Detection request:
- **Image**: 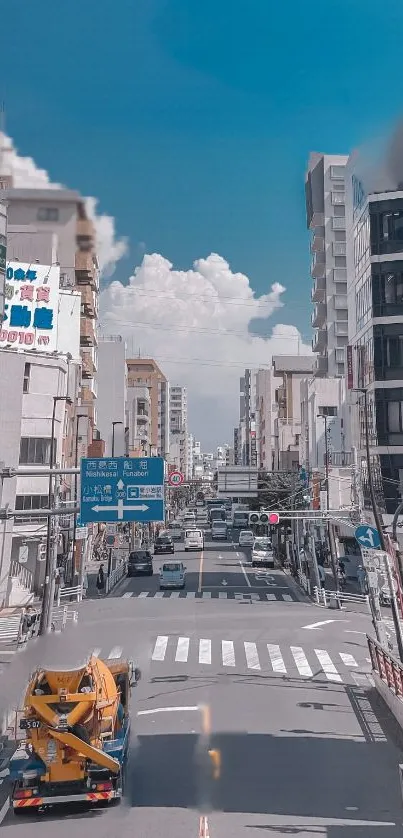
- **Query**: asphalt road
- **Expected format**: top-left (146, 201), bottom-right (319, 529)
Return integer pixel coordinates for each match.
top-left (1, 530), bottom-right (403, 836)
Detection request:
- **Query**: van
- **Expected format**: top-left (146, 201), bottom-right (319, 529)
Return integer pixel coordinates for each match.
top-left (159, 561), bottom-right (187, 590)
top-left (211, 521), bottom-right (228, 540)
top-left (184, 529), bottom-right (204, 551)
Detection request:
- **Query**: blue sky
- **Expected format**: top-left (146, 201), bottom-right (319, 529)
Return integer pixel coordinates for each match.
top-left (2, 0), bottom-right (403, 358)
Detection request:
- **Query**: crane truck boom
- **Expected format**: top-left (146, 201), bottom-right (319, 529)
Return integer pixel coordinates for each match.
top-left (9, 655), bottom-right (140, 814)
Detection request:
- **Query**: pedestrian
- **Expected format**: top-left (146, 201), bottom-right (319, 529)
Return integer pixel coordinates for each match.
top-left (83, 572), bottom-right (89, 598)
top-left (96, 564), bottom-right (105, 597)
top-left (318, 563), bottom-right (326, 589)
top-left (357, 564), bottom-right (367, 594)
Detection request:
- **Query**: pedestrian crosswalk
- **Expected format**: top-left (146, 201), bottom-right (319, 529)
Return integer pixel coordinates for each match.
top-left (0, 615), bottom-right (22, 645)
top-left (120, 590), bottom-right (297, 602)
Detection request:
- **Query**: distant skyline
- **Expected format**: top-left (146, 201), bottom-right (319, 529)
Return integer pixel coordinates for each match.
top-left (1, 0), bottom-right (402, 444)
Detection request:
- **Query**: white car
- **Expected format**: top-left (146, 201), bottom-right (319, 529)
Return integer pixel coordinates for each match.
top-left (252, 537), bottom-right (275, 568)
top-left (184, 528), bottom-right (204, 551)
top-left (211, 521), bottom-right (228, 540)
top-left (238, 530), bottom-right (254, 548)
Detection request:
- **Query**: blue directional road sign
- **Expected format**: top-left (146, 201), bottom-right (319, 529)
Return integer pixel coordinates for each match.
top-left (80, 456), bottom-right (165, 524)
top-left (355, 524), bottom-right (381, 550)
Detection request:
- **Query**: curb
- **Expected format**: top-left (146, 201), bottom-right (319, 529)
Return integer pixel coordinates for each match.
top-left (281, 568), bottom-right (311, 604)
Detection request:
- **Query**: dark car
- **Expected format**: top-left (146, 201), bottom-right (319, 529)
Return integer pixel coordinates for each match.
top-left (154, 535), bottom-right (175, 555)
top-left (127, 550), bottom-right (153, 577)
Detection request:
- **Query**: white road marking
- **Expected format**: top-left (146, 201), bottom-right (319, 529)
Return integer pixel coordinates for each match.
top-left (266, 593), bottom-right (277, 600)
top-left (315, 649), bottom-right (342, 682)
top-left (199, 639), bottom-right (212, 664)
top-left (291, 646), bottom-right (313, 677)
top-left (92, 648), bottom-right (101, 658)
top-left (239, 559), bottom-right (252, 587)
top-left (152, 635), bottom-right (169, 661)
top-left (244, 641), bottom-right (261, 670)
top-left (123, 592), bottom-right (133, 598)
top-left (303, 619), bottom-right (348, 630)
top-left (138, 706), bottom-right (200, 716)
top-left (339, 652), bottom-right (358, 667)
top-left (170, 592), bottom-right (180, 598)
top-left (202, 591), bottom-right (212, 599)
top-left (218, 592), bottom-right (228, 599)
top-left (282, 594), bottom-right (293, 601)
top-left (155, 591), bottom-right (165, 598)
top-left (345, 630), bottom-right (366, 635)
top-left (138, 591), bottom-right (149, 598)
top-left (222, 640), bottom-right (236, 666)
top-left (267, 643), bottom-right (286, 673)
top-left (186, 592), bottom-right (196, 598)
top-left (175, 637), bottom-right (190, 662)
top-left (108, 646), bottom-right (123, 659)
top-left (0, 798), bottom-right (9, 826)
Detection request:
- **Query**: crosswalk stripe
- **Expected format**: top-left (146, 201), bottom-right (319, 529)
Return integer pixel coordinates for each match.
top-left (170, 592), bottom-right (180, 598)
top-left (175, 637), bottom-right (189, 662)
top-left (282, 594), bottom-right (292, 601)
top-left (138, 592), bottom-right (149, 598)
top-left (222, 640), bottom-right (235, 666)
top-left (108, 646), bottom-right (122, 659)
top-left (122, 592), bottom-right (133, 598)
top-left (92, 648), bottom-right (101, 658)
top-left (202, 592), bottom-right (211, 599)
top-left (244, 642), bottom-right (260, 670)
top-left (315, 649), bottom-right (342, 682)
top-left (291, 646), bottom-right (313, 677)
top-left (339, 653), bottom-right (358, 667)
top-left (152, 636), bottom-right (168, 661)
top-left (199, 639), bottom-right (211, 664)
top-left (155, 592), bottom-right (165, 598)
top-left (218, 592), bottom-right (228, 599)
top-left (267, 643), bottom-right (286, 673)
top-left (266, 594), bottom-right (276, 601)
top-left (186, 592), bottom-right (196, 598)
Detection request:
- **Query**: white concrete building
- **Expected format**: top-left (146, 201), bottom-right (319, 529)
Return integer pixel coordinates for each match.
top-left (169, 386), bottom-right (188, 476)
top-left (272, 356), bottom-right (314, 471)
top-left (97, 335), bottom-right (127, 456)
top-left (187, 434), bottom-right (194, 479)
top-left (305, 153), bottom-right (349, 378)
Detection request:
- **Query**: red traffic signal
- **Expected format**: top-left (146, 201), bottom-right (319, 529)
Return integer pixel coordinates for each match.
top-left (268, 513), bottom-right (280, 525)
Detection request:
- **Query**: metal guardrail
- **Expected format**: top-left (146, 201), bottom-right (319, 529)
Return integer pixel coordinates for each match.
top-left (368, 635), bottom-right (403, 698)
top-left (9, 560), bottom-right (33, 592)
top-left (297, 569), bottom-right (311, 595)
top-left (51, 605), bottom-right (78, 633)
top-left (106, 561), bottom-right (127, 594)
top-left (56, 584), bottom-right (82, 604)
top-left (313, 586), bottom-right (369, 608)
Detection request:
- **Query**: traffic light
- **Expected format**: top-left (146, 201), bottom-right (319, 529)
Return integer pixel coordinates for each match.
top-left (249, 511), bottom-right (280, 526)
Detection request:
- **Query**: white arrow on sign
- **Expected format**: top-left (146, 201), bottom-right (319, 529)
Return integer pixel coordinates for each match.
top-left (92, 503), bottom-right (149, 520)
top-left (117, 479), bottom-right (124, 490)
top-left (302, 619), bottom-right (349, 630)
top-left (221, 578), bottom-right (228, 586)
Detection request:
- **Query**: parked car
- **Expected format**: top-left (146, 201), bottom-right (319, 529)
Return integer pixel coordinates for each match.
top-left (251, 538), bottom-right (274, 568)
top-left (211, 521), bottom-right (228, 540)
top-left (159, 561), bottom-right (187, 590)
top-left (184, 528), bottom-right (204, 551)
top-left (238, 529), bottom-right (254, 548)
top-left (154, 535), bottom-right (175, 555)
top-left (127, 550), bottom-right (153, 577)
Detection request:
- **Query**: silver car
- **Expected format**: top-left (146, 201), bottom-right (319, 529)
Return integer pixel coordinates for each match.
top-left (251, 538), bottom-right (275, 568)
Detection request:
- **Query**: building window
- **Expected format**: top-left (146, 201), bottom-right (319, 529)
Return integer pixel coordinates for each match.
top-left (330, 165), bottom-right (345, 179)
top-left (372, 268), bottom-right (403, 317)
top-left (23, 363), bottom-right (31, 394)
top-left (355, 268), bottom-right (372, 331)
top-left (370, 203), bottom-right (403, 255)
top-left (37, 207), bottom-right (59, 222)
top-left (19, 437), bottom-right (52, 465)
top-left (387, 401), bottom-right (403, 433)
top-left (15, 494), bottom-right (48, 523)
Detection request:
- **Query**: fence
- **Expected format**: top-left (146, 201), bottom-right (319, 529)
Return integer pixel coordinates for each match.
top-left (56, 584), bottom-right (82, 605)
top-left (368, 635), bottom-right (403, 699)
top-left (9, 560), bottom-right (33, 592)
top-left (106, 560), bottom-right (127, 594)
top-left (51, 605), bottom-right (78, 633)
top-left (313, 586), bottom-right (369, 609)
top-left (297, 569), bottom-right (311, 595)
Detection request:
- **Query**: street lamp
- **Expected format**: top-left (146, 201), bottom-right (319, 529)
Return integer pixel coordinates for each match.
top-left (39, 394), bottom-right (72, 636)
top-left (111, 421), bottom-right (123, 457)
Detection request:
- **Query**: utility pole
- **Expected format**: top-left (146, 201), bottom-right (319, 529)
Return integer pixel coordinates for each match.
top-left (317, 414), bottom-right (338, 589)
top-left (354, 387), bottom-right (403, 662)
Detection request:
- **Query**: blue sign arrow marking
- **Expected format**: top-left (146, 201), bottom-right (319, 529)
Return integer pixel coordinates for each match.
top-left (80, 457), bottom-right (165, 524)
top-left (355, 524), bottom-right (381, 549)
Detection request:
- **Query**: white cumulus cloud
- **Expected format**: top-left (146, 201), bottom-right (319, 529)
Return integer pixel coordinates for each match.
top-left (100, 253), bottom-right (312, 447)
top-left (0, 132), bottom-right (128, 278)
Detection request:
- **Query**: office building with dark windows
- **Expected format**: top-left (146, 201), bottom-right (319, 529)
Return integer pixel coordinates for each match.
top-left (346, 161), bottom-right (403, 521)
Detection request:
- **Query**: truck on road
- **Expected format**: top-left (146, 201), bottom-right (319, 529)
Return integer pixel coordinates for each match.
top-left (9, 655), bottom-right (141, 814)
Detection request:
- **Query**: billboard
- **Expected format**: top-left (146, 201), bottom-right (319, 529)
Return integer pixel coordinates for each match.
top-left (217, 466), bottom-right (258, 498)
top-left (1, 262), bottom-right (60, 352)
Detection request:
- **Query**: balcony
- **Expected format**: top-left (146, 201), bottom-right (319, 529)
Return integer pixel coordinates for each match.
top-left (80, 316), bottom-right (96, 347)
top-left (81, 350), bottom-right (95, 379)
top-left (80, 284), bottom-right (96, 318)
top-left (333, 268), bottom-right (347, 284)
top-left (333, 294), bottom-right (348, 310)
top-left (332, 217), bottom-right (346, 231)
top-left (334, 322), bottom-right (348, 337)
top-left (75, 251), bottom-right (95, 274)
top-left (311, 251), bottom-right (326, 279)
top-left (81, 385), bottom-right (96, 405)
top-left (315, 355), bottom-right (328, 375)
top-left (331, 451), bottom-right (353, 466)
top-left (76, 218), bottom-right (95, 242)
top-left (312, 328), bottom-right (327, 352)
top-left (311, 275), bottom-right (326, 303)
top-left (332, 241), bottom-right (346, 256)
top-left (309, 211), bottom-right (325, 230)
top-left (311, 302), bottom-right (326, 328)
top-left (311, 234), bottom-right (325, 253)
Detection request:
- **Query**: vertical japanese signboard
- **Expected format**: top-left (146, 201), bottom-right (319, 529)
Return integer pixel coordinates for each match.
top-left (1, 263), bottom-right (60, 352)
top-left (346, 345), bottom-right (354, 390)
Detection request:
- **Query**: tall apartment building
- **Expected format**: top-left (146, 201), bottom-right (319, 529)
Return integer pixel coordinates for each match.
top-left (126, 358), bottom-right (169, 457)
top-left (97, 335), bottom-right (127, 456)
top-left (239, 369), bottom-right (258, 466)
top-left (2, 187), bottom-right (99, 432)
top-left (272, 356), bottom-right (314, 471)
top-left (0, 199), bottom-right (6, 323)
top-left (345, 157), bottom-right (403, 521)
top-left (169, 386), bottom-right (188, 475)
top-left (305, 153), bottom-right (349, 378)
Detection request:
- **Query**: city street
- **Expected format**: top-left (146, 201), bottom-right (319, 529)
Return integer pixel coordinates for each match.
top-left (0, 535), bottom-right (402, 836)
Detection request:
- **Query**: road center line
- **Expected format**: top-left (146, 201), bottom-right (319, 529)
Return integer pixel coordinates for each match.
top-left (198, 550), bottom-right (204, 593)
top-left (239, 559), bottom-right (252, 587)
top-left (138, 706), bottom-right (199, 716)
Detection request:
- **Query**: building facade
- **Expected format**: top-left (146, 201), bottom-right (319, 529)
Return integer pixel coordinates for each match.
top-left (0, 200), bottom-right (6, 324)
top-left (126, 359), bottom-right (169, 458)
top-left (271, 356), bottom-right (314, 471)
top-left (305, 153), bottom-right (349, 378)
top-left (169, 385), bottom-right (188, 475)
top-left (97, 335), bottom-right (127, 456)
top-left (239, 369), bottom-right (258, 466)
